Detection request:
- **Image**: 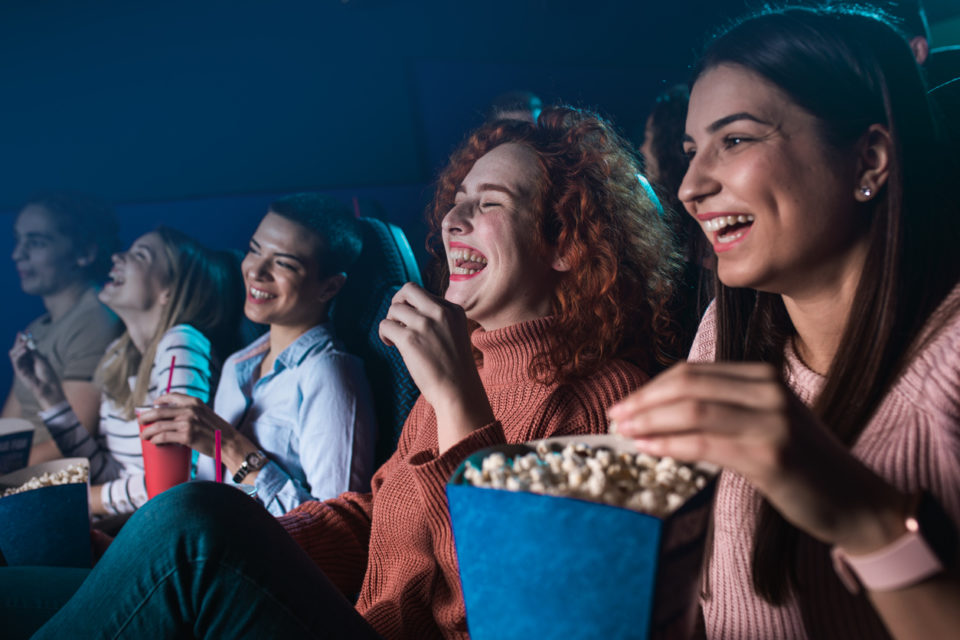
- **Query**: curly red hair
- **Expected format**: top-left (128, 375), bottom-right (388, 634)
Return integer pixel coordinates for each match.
top-left (427, 106), bottom-right (681, 383)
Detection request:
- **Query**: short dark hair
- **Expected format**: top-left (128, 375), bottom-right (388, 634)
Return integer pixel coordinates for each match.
top-left (870, 0), bottom-right (929, 40)
top-left (268, 193), bottom-right (362, 277)
top-left (23, 190), bottom-right (120, 281)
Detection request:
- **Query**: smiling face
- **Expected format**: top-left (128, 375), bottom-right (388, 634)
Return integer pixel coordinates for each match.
top-left (680, 64), bottom-right (869, 296)
top-left (241, 212), bottom-right (333, 330)
top-left (98, 232), bottom-right (172, 314)
top-left (442, 142), bottom-right (565, 330)
top-left (12, 205), bottom-right (86, 297)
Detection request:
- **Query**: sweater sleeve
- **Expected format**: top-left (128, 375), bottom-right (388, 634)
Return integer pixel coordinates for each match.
top-left (40, 401), bottom-right (124, 484)
top-left (98, 325), bottom-right (215, 515)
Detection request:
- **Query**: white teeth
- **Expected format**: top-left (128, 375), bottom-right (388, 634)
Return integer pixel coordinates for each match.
top-left (717, 230), bottom-right (747, 244)
top-left (447, 248), bottom-right (488, 265)
top-left (703, 214), bottom-right (755, 233)
top-left (451, 266), bottom-right (484, 275)
top-left (249, 288), bottom-right (276, 300)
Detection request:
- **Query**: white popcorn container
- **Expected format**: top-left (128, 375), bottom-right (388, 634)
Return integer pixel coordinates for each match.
top-left (0, 458), bottom-right (91, 568)
top-left (447, 434), bottom-right (717, 640)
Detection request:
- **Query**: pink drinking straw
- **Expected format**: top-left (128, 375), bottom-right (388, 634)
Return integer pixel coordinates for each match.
top-left (165, 355), bottom-right (176, 395)
top-left (215, 430), bottom-right (222, 482)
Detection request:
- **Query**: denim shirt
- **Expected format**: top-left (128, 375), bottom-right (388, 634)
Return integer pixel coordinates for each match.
top-left (196, 324), bottom-right (376, 515)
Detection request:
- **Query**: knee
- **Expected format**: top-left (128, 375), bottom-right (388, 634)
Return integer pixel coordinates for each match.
top-left (126, 482), bottom-right (251, 542)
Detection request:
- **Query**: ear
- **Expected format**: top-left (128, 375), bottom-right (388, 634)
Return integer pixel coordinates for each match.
top-left (854, 124), bottom-right (893, 203)
top-left (550, 247), bottom-right (572, 273)
top-left (157, 287), bottom-right (172, 307)
top-left (909, 35), bottom-right (929, 66)
top-left (76, 244), bottom-right (97, 268)
top-left (316, 272), bottom-right (348, 304)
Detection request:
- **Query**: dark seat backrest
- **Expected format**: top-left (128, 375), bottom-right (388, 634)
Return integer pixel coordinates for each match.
top-left (332, 217), bottom-right (422, 466)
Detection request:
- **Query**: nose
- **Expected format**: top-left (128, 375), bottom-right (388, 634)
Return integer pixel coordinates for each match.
top-left (441, 200), bottom-right (474, 237)
top-left (243, 253), bottom-right (269, 281)
top-left (678, 150), bottom-right (721, 213)
top-left (12, 239), bottom-right (25, 262)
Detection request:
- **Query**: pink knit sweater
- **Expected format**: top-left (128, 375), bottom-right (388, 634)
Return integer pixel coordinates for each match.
top-left (277, 317), bottom-right (647, 639)
top-left (689, 284), bottom-right (960, 640)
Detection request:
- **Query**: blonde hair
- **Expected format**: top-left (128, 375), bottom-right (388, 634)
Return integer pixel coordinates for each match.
top-left (96, 227), bottom-right (243, 419)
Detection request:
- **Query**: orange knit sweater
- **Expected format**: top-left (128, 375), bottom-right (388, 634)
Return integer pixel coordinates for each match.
top-left (278, 317), bottom-right (647, 639)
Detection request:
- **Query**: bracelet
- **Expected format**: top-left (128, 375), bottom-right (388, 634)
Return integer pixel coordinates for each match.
top-left (831, 492), bottom-right (949, 593)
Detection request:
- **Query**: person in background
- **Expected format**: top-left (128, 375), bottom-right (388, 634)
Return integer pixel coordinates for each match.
top-left (485, 89), bottom-right (543, 123)
top-left (610, 6), bottom-right (960, 639)
top-left (640, 84), bottom-right (712, 354)
top-left (139, 194), bottom-right (377, 515)
top-left (16, 106), bottom-right (680, 639)
top-left (3, 192), bottom-right (122, 465)
top-left (10, 227), bottom-right (241, 516)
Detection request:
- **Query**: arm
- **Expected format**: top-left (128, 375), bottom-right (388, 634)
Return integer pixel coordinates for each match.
top-left (608, 361), bottom-right (960, 640)
top-left (61, 380), bottom-right (102, 434)
top-left (39, 401), bottom-right (124, 485)
top-left (1, 388), bottom-right (21, 418)
top-left (255, 354), bottom-right (376, 513)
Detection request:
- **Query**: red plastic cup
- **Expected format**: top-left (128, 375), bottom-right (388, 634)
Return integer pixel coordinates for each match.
top-left (136, 406), bottom-right (191, 499)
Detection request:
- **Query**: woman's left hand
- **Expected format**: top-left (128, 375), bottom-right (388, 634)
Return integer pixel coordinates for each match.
top-left (379, 282), bottom-right (494, 453)
top-left (139, 393), bottom-right (243, 459)
top-left (608, 361), bottom-right (908, 554)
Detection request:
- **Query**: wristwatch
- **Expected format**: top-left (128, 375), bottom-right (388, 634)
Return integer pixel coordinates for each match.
top-left (831, 491), bottom-right (957, 593)
top-left (233, 450), bottom-right (268, 484)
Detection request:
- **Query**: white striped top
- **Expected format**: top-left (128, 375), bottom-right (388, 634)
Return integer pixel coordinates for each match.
top-left (40, 324), bottom-right (215, 515)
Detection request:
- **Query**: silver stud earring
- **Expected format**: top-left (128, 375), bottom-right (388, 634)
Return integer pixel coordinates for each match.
top-left (859, 185), bottom-right (873, 198)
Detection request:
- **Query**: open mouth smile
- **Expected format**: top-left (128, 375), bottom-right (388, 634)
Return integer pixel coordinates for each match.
top-left (248, 286), bottom-right (277, 301)
top-left (448, 246), bottom-right (488, 280)
top-left (701, 214), bottom-right (755, 248)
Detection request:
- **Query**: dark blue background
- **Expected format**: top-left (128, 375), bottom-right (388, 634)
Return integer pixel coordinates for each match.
top-left (3, 0), bottom-right (959, 395)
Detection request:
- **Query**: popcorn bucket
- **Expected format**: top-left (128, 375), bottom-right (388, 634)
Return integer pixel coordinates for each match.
top-left (0, 458), bottom-right (91, 568)
top-left (447, 435), bottom-right (717, 640)
top-left (0, 417), bottom-right (34, 474)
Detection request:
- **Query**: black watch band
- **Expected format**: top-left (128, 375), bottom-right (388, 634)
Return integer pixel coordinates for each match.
top-left (232, 450), bottom-right (267, 483)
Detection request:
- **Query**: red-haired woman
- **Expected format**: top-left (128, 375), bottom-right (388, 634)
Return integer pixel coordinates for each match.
top-left (14, 108), bottom-right (679, 640)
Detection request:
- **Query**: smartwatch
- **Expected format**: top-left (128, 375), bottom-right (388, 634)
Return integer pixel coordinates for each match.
top-left (831, 491), bottom-right (957, 593)
top-left (233, 450), bottom-right (268, 484)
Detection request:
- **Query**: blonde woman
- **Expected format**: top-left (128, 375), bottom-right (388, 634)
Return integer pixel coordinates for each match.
top-left (10, 227), bottom-right (241, 516)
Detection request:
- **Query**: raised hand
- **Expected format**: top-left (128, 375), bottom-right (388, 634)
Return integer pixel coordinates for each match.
top-left (9, 332), bottom-right (67, 409)
top-left (379, 282), bottom-right (494, 453)
top-left (138, 392), bottom-right (235, 458)
top-left (608, 361), bottom-right (908, 554)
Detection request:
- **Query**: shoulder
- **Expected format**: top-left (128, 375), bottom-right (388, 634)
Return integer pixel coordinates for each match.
top-left (896, 286), bottom-right (960, 417)
top-left (155, 324), bottom-right (213, 365)
top-left (59, 298), bottom-right (122, 346)
top-left (544, 358), bottom-right (648, 425)
top-left (687, 300), bottom-right (717, 363)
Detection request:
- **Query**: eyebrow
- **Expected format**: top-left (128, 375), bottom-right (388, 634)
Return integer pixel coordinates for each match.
top-left (455, 182), bottom-right (518, 198)
top-left (250, 237), bottom-right (307, 267)
top-left (133, 244), bottom-right (156, 260)
top-left (682, 112), bottom-right (772, 142)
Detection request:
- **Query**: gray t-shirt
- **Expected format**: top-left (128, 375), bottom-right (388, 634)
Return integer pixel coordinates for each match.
top-left (12, 287), bottom-right (122, 443)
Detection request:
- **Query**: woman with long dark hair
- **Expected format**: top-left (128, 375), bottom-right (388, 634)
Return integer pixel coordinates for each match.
top-left (611, 6), bottom-right (960, 638)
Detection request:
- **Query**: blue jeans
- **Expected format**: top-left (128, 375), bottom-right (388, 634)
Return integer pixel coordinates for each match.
top-left (0, 482), bottom-right (380, 639)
